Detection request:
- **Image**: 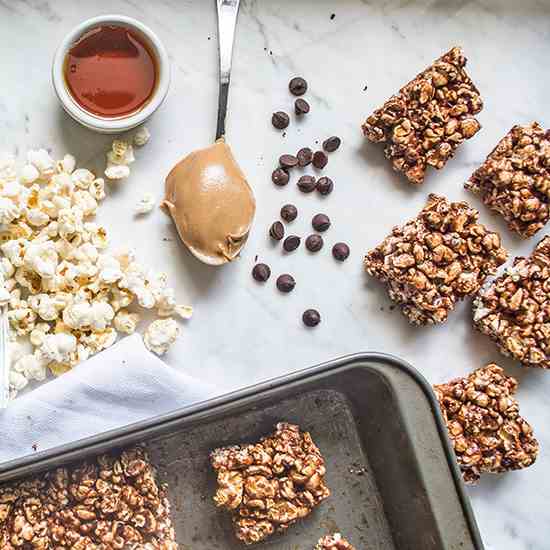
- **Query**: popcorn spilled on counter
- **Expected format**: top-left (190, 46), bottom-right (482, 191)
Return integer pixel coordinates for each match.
top-left (144, 318), bottom-right (179, 356)
top-left (136, 192), bottom-right (156, 215)
top-left (0, 136), bottom-right (192, 399)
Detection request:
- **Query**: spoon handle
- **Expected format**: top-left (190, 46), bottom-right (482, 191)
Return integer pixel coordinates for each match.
top-left (216, 0), bottom-right (240, 140)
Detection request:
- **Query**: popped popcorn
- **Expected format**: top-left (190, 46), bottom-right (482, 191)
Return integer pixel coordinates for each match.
top-left (104, 164), bottom-right (130, 180)
top-left (63, 299), bottom-right (115, 331)
top-left (38, 332), bottom-right (77, 365)
top-left (71, 168), bottom-right (95, 189)
top-left (20, 164), bottom-right (39, 185)
top-left (0, 153), bottom-right (17, 182)
top-left (0, 197), bottom-right (20, 224)
top-left (1, 143), bottom-right (191, 399)
top-left (133, 126), bottom-right (151, 147)
top-left (105, 139), bottom-right (134, 181)
top-left (13, 353), bottom-right (47, 382)
top-left (27, 149), bottom-right (55, 177)
top-left (113, 309), bottom-right (140, 334)
top-left (143, 318), bottom-right (179, 356)
top-left (136, 192), bottom-right (155, 215)
top-left (60, 153), bottom-right (76, 174)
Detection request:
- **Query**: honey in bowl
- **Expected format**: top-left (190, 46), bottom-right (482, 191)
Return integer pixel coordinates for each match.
top-left (64, 25), bottom-right (157, 118)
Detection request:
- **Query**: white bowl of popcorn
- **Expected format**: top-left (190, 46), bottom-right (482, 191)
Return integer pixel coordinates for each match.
top-left (52, 15), bottom-right (170, 133)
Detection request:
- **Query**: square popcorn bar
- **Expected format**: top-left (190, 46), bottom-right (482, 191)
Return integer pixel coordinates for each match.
top-left (434, 363), bottom-right (539, 484)
top-left (0, 447), bottom-right (178, 549)
top-left (465, 122), bottom-right (550, 238)
top-left (362, 47), bottom-right (483, 184)
top-left (364, 194), bottom-right (508, 325)
top-left (315, 533), bottom-right (356, 549)
top-left (473, 236), bottom-right (550, 369)
top-left (210, 423), bottom-right (330, 545)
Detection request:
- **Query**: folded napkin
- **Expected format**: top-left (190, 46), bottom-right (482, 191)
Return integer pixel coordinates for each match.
top-left (0, 334), bottom-right (220, 464)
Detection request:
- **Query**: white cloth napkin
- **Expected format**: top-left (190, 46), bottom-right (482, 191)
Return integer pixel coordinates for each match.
top-left (0, 334), bottom-right (220, 464)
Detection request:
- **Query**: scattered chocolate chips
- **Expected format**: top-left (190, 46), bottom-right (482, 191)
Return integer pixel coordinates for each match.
top-left (252, 263), bottom-right (271, 282)
top-left (280, 204), bottom-right (298, 222)
top-left (297, 147), bottom-right (313, 167)
top-left (312, 150), bottom-right (328, 169)
top-left (305, 234), bottom-right (324, 252)
top-left (294, 98), bottom-right (310, 115)
top-left (272, 167), bottom-right (289, 186)
top-left (323, 136), bottom-right (341, 152)
top-left (316, 176), bottom-right (334, 196)
top-left (277, 274), bottom-right (296, 293)
top-left (272, 111), bottom-right (290, 130)
top-left (297, 175), bottom-right (317, 193)
top-left (289, 76), bottom-right (308, 96)
top-left (269, 221), bottom-right (285, 241)
top-left (279, 154), bottom-right (299, 169)
top-left (332, 242), bottom-right (350, 261)
top-left (283, 235), bottom-right (301, 252)
top-left (303, 309), bottom-right (321, 327)
top-left (312, 213), bottom-right (331, 232)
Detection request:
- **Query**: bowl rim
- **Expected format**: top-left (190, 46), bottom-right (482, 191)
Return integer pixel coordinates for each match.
top-left (52, 14), bottom-right (170, 133)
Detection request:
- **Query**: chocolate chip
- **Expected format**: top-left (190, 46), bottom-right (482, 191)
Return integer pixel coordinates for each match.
top-left (279, 154), bottom-right (299, 169)
top-left (277, 274), bottom-right (296, 293)
top-left (283, 235), bottom-right (301, 252)
top-left (252, 263), bottom-right (271, 282)
top-left (272, 167), bottom-right (289, 186)
top-left (297, 147), bottom-right (313, 167)
top-left (297, 175), bottom-right (317, 193)
top-left (295, 98), bottom-right (310, 115)
top-left (332, 242), bottom-right (350, 261)
top-left (323, 136), bottom-right (341, 152)
top-left (272, 111), bottom-right (290, 130)
top-left (289, 76), bottom-right (307, 96)
top-left (305, 234), bottom-right (323, 252)
top-left (303, 309), bottom-right (321, 327)
top-left (312, 213), bottom-right (331, 232)
top-left (280, 204), bottom-right (298, 222)
top-left (269, 221), bottom-right (285, 241)
top-left (316, 176), bottom-right (334, 196)
top-left (312, 150), bottom-right (328, 169)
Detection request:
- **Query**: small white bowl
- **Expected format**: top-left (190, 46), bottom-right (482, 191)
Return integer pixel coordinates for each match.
top-left (52, 15), bottom-right (170, 134)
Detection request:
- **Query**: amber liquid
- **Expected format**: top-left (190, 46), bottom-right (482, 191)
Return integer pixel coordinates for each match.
top-left (64, 25), bottom-right (157, 118)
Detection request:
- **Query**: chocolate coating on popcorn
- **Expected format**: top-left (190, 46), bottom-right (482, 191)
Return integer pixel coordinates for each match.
top-left (362, 47), bottom-right (483, 184)
top-left (473, 236), bottom-right (550, 369)
top-left (210, 423), bottom-right (330, 545)
top-left (364, 194), bottom-right (508, 325)
top-left (434, 364), bottom-right (539, 484)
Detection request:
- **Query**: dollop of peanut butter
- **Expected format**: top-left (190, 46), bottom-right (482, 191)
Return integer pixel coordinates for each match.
top-left (163, 138), bottom-right (256, 265)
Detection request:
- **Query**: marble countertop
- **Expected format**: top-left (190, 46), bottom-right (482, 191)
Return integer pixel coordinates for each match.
top-left (1, 0), bottom-right (549, 548)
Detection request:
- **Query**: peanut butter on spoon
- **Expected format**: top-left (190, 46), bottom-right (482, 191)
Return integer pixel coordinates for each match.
top-left (163, 138), bottom-right (255, 265)
top-left (163, 0), bottom-right (255, 266)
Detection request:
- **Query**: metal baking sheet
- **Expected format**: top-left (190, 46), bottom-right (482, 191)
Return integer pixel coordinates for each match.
top-left (0, 353), bottom-right (483, 549)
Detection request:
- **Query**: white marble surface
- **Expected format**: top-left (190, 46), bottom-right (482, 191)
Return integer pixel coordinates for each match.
top-left (0, 0), bottom-right (549, 548)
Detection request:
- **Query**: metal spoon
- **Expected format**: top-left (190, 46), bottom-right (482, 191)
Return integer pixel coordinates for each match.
top-left (216, 0), bottom-right (240, 140)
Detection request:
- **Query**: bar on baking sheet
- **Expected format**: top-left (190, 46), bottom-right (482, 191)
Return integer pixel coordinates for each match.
top-left (210, 422), bottom-right (330, 545)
